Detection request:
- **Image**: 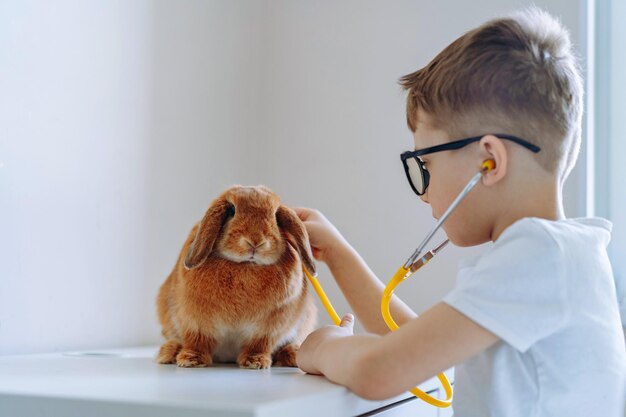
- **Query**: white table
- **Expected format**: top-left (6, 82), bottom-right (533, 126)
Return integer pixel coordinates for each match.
top-left (0, 346), bottom-right (454, 417)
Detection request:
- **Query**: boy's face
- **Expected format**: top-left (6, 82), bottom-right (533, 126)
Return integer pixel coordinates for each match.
top-left (410, 111), bottom-right (492, 246)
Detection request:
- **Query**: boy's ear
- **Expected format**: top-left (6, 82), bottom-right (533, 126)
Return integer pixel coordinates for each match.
top-left (479, 135), bottom-right (508, 186)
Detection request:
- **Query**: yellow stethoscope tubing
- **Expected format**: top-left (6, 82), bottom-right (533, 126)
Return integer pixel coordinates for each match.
top-left (303, 165), bottom-right (491, 408)
top-left (304, 265), bottom-right (453, 407)
top-left (305, 269), bottom-right (343, 326)
top-left (381, 264), bottom-right (453, 407)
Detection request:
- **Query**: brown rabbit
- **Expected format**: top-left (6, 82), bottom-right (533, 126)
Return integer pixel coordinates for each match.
top-left (156, 185), bottom-right (317, 369)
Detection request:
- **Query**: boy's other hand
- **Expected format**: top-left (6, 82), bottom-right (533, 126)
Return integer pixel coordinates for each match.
top-left (292, 207), bottom-right (348, 264)
top-left (296, 313), bottom-right (355, 375)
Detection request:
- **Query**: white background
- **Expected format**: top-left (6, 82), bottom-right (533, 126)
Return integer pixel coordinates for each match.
top-left (0, 0), bottom-right (596, 355)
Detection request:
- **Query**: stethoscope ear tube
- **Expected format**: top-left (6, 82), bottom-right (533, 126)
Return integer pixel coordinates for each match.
top-left (403, 171), bottom-right (484, 270)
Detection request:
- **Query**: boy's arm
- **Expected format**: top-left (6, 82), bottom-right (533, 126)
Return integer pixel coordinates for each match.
top-left (312, 302), bottom-right (500, 400)
top-left (325, 240), bottom-right (418, 335)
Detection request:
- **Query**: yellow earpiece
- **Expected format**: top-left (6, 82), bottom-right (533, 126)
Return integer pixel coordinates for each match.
top-left (482, 159), bottom-right (495, 172)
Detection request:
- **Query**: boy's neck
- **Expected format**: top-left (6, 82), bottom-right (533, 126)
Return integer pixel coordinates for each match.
top-left (491, 181), bottom-right (565, 242)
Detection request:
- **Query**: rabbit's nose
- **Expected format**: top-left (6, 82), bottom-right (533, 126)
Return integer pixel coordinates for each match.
top-left (244, 239), bottom-right (267, 250)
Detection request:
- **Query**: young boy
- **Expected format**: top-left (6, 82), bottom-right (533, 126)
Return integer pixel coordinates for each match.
top-left (294, 7), bottom-right (626, 417)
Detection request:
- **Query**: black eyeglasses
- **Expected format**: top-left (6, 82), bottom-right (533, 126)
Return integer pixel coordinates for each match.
top-left (400, 134), bottom-right (541, 196)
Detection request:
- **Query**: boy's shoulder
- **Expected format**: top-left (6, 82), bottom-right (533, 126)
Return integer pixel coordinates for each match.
top-left (461, 216), bottom-right (612, 272)
top-left (496, 216), bottom-right (612, 250)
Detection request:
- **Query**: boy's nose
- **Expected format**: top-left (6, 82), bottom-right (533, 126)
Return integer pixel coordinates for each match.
top-left (420, 191), bottom-right (429, 204)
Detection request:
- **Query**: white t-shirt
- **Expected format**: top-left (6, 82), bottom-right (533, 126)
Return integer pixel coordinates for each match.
top-left (443, 217), bottom-right (626, 417)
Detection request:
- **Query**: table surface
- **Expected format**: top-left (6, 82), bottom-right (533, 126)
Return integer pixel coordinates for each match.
top-left (0, 345), bottom-right (452, 417)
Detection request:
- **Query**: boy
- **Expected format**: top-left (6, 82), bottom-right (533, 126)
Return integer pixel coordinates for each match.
top-left (294, 7), bottom-right (626, 417)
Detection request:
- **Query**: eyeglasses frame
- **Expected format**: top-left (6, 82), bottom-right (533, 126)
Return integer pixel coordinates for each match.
top-left (400, 134), bottom-right (541, 196)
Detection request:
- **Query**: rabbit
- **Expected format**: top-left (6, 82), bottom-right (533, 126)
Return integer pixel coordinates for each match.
top-left (156, 185), bottom-right (318, 369)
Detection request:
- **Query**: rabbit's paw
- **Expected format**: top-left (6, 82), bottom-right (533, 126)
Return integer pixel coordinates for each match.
top-left (273, 344), bottom-right (298, 367)
top-left (238, 353), bottom-right (272, 369)
top-left (176, 348), bottom-right (212, 368)
top-left (156, 340), bottom-right (182, 364)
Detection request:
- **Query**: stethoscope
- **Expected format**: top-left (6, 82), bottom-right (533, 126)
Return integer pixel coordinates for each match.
top-left (303, 160), bottom-right (494, 408)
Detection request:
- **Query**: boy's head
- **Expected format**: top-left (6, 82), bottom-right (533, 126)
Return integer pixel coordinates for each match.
top-left (400, 7), bottom-right (582, 180)
top-left (399, 7), bottom-right (583, 245)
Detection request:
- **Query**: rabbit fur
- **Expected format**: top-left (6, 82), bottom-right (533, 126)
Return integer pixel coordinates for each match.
top-left (156, 185), bottom-right (317, 369)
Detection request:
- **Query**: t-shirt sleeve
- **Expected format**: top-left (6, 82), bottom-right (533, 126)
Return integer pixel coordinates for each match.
top-left (443, 220), bottom-right (569, 353)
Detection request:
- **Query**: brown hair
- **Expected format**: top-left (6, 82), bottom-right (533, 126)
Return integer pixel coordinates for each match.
top-left (399, 7), bottom-right (583, 179)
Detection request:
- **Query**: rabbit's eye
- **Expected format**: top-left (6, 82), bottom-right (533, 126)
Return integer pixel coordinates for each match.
top-left (227, 203), bottom-right (236, 217)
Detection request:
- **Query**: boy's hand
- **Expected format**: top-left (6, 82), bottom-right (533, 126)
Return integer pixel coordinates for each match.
top-left (296, 313), bottom-right (355, 375)
top-left (292, 207), bottom-right (348, 264)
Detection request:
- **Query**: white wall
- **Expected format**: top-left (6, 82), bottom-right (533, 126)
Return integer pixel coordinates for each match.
top-left (0, 0), bottom-right (585, 354)
top-left (0, 0), bottom-right (264, 354)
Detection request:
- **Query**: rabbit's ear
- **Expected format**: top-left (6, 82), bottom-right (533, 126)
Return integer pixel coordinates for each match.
top-left (184, 198), bottom-right (232, 270)
top-left (276, 205), bottom-right (317, 276)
